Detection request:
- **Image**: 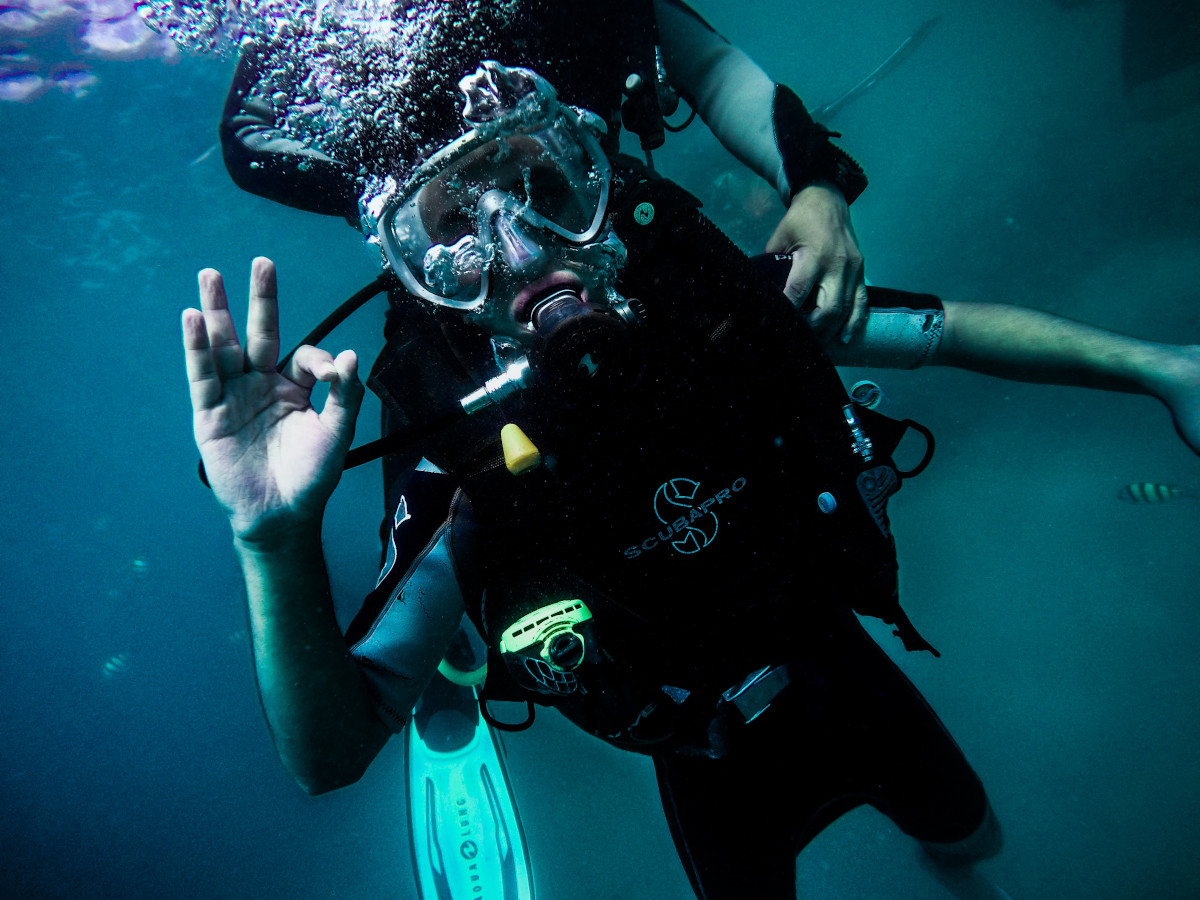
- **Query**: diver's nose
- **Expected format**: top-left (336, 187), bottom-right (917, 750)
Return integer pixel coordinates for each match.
top-left (494, 214), bottom-right (547, 274)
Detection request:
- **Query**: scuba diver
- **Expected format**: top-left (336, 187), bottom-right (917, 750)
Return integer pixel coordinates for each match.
top-left (187, 4), bottom-right (1200, 898)
top-left (189, 61), bottom-right (1005, 897)
top-left (210, 4), bottom-right (893, 897)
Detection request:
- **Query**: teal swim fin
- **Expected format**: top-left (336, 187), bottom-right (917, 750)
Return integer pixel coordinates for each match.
top-left (407, 626), bottom-right (535, 900)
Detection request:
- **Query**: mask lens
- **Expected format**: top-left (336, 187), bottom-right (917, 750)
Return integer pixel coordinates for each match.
top-left (416, 129), bottom-right (601, 237)
top-left (379, 115), bottom-right (610, 310)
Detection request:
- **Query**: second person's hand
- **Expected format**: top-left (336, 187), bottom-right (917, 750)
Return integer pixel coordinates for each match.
top-left (766, 181), bottom-right (868, 344)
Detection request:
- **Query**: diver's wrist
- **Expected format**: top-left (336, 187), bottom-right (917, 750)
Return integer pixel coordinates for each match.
top-left (787, 180), bottom-right (850, 220)
top-left (773, 85), bottom-right (868, 205)
top-left (232, 517), bottom-right (324, 560)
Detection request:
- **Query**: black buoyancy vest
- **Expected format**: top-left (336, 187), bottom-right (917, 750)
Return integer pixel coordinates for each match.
top-left (369, 167), bottom-right (933, 749)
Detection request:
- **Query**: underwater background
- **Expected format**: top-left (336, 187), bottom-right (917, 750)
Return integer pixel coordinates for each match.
top-left (3, 0), bottom-right (1199, 897)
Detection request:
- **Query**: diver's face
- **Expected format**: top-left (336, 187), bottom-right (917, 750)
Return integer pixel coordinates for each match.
top-left (416, 137), bottom-right (595, 343)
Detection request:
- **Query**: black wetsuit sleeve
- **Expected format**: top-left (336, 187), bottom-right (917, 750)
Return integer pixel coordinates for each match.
top-left (220, 49), bottom-right (361, 223)
top-left (655, 0), bottom-right (867, 204)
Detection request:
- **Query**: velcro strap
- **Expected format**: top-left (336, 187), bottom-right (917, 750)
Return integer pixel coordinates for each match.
top-left (774, 85), bottom-right (868, 204)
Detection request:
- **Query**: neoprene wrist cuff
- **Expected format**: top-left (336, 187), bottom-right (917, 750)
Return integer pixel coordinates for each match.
top-left (774, 85), bottom-right (868, 205)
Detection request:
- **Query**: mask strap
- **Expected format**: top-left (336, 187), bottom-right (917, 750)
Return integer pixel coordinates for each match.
top-left (277, 272), bottom-right (397, 370)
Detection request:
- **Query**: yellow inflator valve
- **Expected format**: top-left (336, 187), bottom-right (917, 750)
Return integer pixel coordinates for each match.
top-left (501, 423), bottom-right (541, 475)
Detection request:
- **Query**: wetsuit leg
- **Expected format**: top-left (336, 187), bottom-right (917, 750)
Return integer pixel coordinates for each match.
top-left (816, 615), bottom-right (992, 849)
top-left (654, 751), bottom-right (803, 899)
top-left (653, 611), bottom-right (992, 899)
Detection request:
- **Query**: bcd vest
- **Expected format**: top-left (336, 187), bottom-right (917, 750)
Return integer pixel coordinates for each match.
top-left (368, 167), bottom-right (934, 753)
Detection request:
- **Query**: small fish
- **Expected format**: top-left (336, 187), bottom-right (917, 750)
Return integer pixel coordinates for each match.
top-left (1117, 482), bottom-right (1194, 504)
top-left (103, 653), bottom-right (130, 678)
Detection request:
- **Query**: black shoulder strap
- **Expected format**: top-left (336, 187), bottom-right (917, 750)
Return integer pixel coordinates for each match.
top-left (609, 161), bottom-right (703, 267)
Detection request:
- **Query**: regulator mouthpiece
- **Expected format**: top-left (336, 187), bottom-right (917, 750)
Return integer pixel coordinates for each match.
top-left (527, 289), bottom-right (640, 392)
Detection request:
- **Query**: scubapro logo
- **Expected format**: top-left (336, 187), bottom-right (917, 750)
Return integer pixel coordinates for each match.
top-left (656, 479), bottom-right (718, 553)
top-left (623, 476), bottom-right (747, 559)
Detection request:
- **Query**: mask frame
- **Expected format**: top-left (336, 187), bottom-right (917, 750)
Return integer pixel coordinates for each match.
top-left (376, 105), bottom-right (614, 314)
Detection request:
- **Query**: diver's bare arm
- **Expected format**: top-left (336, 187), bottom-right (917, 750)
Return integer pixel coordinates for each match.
top-left (930, 302), bottom-right (1173, 392)
top-left (184, 258), bottom-right (385, 791)
top-left (235, 530), bottom-right (389, 795)
top-left (933, 301), bottom-right (1200, 456)
top-left (654, 0), bottom-right (865, 206)
top-left (830, 300), bottom-right (1200, 456)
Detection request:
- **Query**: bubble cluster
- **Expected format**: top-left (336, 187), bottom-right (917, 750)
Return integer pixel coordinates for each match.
top-left (139, 0), bottom-right (522, 227)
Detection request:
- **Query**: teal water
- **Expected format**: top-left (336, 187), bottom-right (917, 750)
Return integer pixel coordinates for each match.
top-left (2, 1), bottom-right (1199, 897)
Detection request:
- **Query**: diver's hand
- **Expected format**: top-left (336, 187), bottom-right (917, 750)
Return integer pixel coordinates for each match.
top-left (765, 181), bottom-right (868, 343)
top-left (1147, 344), bottom-right (1200, 458)
top-left (182, 257), bottom-right (364, 545)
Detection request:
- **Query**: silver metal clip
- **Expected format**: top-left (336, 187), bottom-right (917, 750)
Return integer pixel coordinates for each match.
top-left (722, 665), bottom-right (795, 723)
top-left (842, 403), bottom-right (874, 462)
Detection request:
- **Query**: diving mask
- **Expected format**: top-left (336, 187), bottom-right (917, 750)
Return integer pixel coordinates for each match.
top-left (375, 62), bottom-right (627, 344)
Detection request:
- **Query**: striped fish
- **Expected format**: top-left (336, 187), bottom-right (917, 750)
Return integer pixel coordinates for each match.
top-left (1117, 482), bottom-right (1194, 504)
top-left (102, 653), bottom-right (130, 678)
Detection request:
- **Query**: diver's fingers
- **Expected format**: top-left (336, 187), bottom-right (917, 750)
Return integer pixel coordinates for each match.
top-left (182, 306), bottom-right (222, 412)
top-left (320, 349), bottom-right (364, 444)
top-left (806, 282), bottom-right (840, 339)
top-left (282, 344), bottom-right (337, 391)
top-left (841, 278), bottom-right (870, 344)
top-left (804, 270), bottom-right (848, 341)
top-left (245, 257), bottom-right (280, 373)
top-left (198, 266), bottom-right (245, 378)
top-left (816, 266), bottom-right (855, 343)
top-left (782, 250), bottom-right (818, 309)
